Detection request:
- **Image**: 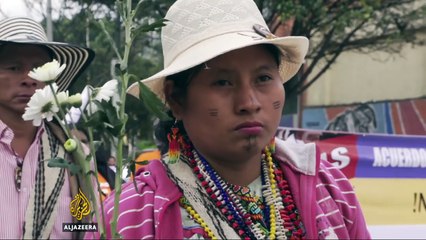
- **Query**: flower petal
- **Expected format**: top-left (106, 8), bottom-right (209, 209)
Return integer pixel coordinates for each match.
top-left (27, 59), bottom-right (67, 82)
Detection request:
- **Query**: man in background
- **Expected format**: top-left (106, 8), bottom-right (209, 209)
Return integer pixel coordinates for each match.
top-left (0, 17), bottom-right (94, 238)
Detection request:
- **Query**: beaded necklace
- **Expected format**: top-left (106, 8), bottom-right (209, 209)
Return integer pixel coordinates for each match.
top-left (229, 175), bottom-right (268, 234)
top-left (178, 143), bottom-right (305, 239)
top-left (270, 159), bottom-right (305, 238)
top-left (179, 197), bottom-right (217, 239)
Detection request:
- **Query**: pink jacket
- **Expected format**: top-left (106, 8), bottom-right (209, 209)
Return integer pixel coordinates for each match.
top-left (89, 138), bottom-right (370, 239)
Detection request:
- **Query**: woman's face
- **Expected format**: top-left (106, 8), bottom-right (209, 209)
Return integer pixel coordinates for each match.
top-left (169, 45), bottom-right (285, 162)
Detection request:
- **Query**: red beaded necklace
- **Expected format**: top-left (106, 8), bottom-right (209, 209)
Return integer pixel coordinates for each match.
top-left (270, 160), bottom-right (305, 238)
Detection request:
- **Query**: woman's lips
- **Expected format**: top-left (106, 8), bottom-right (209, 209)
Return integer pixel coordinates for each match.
top-left (235, 122), bottom-right (263, 135)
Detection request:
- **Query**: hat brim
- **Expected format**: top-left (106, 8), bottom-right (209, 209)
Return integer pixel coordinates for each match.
top-left (127, 31), bottom-right (308, 100)
top-left (0, 40), bottom-right (94, 91)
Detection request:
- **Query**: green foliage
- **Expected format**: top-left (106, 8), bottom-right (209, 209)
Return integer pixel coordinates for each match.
top-left (138, 81), bottom-right (171, 121)
top-left (254, 0), bottom-right (426, 97)
top-left (47, 157), bottom-right (81, 175)
top-left (125, 94), bottom-right (154, 140)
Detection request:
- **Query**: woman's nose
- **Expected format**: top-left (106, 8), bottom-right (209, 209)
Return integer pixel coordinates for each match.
top-left (234, 84), bottom-right (261, 114)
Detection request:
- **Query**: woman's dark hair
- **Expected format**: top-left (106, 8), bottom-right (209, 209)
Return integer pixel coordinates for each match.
top-left (263, 44), bottom-right (281, 67)
top-left (153, 63), bottom-right (206, 155)
top-left (165, 63), bottom-right (205, 106)
top-left (154, 44), bottom-right (282, 154)
top-left (95, 145), bottom-right (111, 165)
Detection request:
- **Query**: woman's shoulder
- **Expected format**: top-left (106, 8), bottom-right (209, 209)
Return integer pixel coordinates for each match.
top-left (96, 160), bottom-right (182, 239)
top-left (133, 159), bottom-right (169, 183)
top-left (103, 160), bottom-right (179, 208)
top-left (275, 137), bottom-right (355, 192)
top-left (274, 137), bottom-right (318, 176)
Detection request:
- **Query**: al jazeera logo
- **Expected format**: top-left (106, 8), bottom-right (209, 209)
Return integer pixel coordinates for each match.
top-left (62, 189), bottom-right (98, 232)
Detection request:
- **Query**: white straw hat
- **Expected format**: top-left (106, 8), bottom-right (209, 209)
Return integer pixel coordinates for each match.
top-left (0, 17), bottom-right (94, 91)
top-left (127, 0), bottom-right (309, 99)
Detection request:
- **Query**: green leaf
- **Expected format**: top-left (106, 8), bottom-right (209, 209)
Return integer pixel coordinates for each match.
top-left (134, 18), bottom-right (168, 35)
top-left (83, 111), bottom-right (105, 128)
top-left (128, 158), bottom-right (136, 177)
top-left (47, 157), bottom-right (69, 168)
top-left (101, 101), bottom-right (121, 125)
top-left (122, 157), bottom-right (131, 165)
top-left (128, 73), bottom-right (139, 82)
top-left (47, 157), bottom-right (81, 175)
top-left (135, 160), bottom-right (150, 165)
top-left (138, 81), bottom-right (171, 121)
top-left (68, 163), bottom-right (82, 175)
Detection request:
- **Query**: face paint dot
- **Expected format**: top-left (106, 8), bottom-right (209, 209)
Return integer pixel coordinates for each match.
top-left (208, 108), bottom-right (218, 117)
top-left (273, 101), bottom-right (281, 109)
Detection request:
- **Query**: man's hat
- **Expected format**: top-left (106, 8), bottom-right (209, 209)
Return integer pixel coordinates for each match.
top-left (127, 0), bottom-right (309, 100)
top-left (0, 17), bottom-right (95, 91)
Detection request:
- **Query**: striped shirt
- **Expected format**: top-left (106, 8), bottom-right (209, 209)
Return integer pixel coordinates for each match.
top-left (0, 120), bottom-right (72, 239)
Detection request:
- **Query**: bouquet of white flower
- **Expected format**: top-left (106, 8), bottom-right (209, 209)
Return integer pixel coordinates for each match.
top-left (22, 59), bottom-right (120, 236)
top-left (22, 1), bottom-right (168, 238)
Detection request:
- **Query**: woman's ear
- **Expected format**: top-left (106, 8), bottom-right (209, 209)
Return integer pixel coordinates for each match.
top-left (164, 80), bottom-right (183, 119)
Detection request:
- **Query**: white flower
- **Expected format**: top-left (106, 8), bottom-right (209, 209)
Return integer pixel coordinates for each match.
top-left (64, 86), bottom-right (92, 124)
top-left (84, 80), bottom-right (119, 115)
top-left (56, 90), bottom-right (69, 106)
top-left (81, 85), bottom-right (92, 108)
top-left (67, 93), bottom-right (82, 107)
top-left (64, 107), bottom-right (82, 125)
top-left (82, 85), bottom-right (99, 115)
top-left (28, 59), bottom-right (66, 83)
top-left (95, 79), bottom-right (118, 102)
top-left (64, 80), bottom-right (120, 124)
top-left (22, 83), bottom-right (60, 126)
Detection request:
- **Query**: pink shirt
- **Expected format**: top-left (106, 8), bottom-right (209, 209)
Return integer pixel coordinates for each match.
top-left (0, 120), bottom-right (72, 239)
top-left (88, 138), bottom-right (370, 239)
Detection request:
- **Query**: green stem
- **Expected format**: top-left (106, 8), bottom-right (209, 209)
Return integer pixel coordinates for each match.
top-left (53, 110), bottom-right (104, 237)
top-left (49, 83), bottom-right (105, 236)
top-left (111, 0), bottom-right (132, 237)
top-left (71, 142), bottom-right (103, 237)
top-left (49, 84), bottom-right (72, 136)
top-left (99, 19), bottom-right (123, 62)
top-left (82, 114), bottom-right (107, 237)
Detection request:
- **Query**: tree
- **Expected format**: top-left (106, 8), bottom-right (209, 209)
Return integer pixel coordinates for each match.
top-left (255, 0), bottom-right (426, 96)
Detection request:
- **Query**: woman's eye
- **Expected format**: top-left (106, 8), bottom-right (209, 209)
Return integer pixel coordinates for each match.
top-left (213, 79), bottom-right (232, 86)
top-left (258, 75), bottom-right (272, 82)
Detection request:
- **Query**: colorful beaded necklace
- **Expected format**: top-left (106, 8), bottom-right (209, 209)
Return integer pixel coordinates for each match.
top-left (178, 143), bottom-right (305, 239)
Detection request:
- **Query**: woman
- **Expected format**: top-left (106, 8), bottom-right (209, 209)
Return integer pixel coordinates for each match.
top-left (96, 0), bottom-right (371, 239)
